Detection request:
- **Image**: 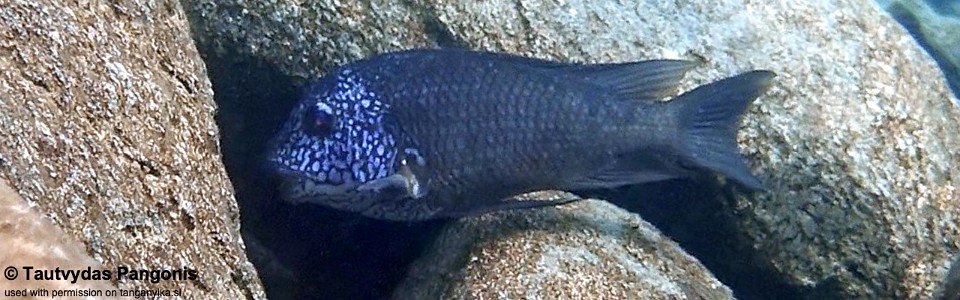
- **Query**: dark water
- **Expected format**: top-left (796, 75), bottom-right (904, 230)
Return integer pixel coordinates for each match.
top-left (584, 180), bottom-right (807, 300)
top-left (925, 0), bottom-right (959, 15)
top-left (884, 0), bottom-right (960, 99)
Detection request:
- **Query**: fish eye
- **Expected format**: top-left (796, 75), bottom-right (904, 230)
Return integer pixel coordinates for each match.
top-left (304, 103), bottom-right (337, 137)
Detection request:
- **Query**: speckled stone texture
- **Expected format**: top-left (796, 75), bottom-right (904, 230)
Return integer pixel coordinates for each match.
top-left (0, 180), bottom-right (121, 294)
top-left (185, 0), bottom-right (436, 83)
top-left (183, 0), bottom-right (960, 298)
top-left (393, 194), bottom-right (734, 300)
top-left (0, 0), bottom-right (265, 298)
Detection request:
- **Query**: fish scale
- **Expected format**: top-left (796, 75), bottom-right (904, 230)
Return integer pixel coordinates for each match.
top-left (368, 53), bottom-right (631, 210)
top-left (268, 49), bottom-right (774, 221)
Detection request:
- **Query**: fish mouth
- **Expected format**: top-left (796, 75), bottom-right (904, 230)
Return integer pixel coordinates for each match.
top-left (355, 168), bottom-right (427, 200)
top-left (264, 157), bottom-right (336, 185)
top-left (262, 137), bottom-right (294, 174)
top-left (262, 135), bottom-right (324, 182)
top-left (263, 157), bottom-right (301, 178)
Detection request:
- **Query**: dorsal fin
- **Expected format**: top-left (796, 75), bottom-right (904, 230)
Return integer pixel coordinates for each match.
top-left (470, 51), bottom-right (698, 100)
top-left (542, 60), bottom-right (699, 100)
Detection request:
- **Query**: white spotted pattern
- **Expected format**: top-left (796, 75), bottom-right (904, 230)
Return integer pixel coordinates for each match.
top-left (270, 67), bottom-right (400, 187)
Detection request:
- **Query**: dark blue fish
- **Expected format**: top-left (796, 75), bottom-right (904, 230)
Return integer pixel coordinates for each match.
top-left (268, 49), bottom-right (774, 221)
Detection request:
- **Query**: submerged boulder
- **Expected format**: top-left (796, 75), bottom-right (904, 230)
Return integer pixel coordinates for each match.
top-left (393, 194), bottom-right (734, 299)
top-left (0, 180), bottom-right (118, 292)
top-left (0, 1), bottom-right (264, 298)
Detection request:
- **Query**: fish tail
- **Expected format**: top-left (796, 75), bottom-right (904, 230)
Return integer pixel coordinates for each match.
top-left (670, 70), bottom-right (775, 190)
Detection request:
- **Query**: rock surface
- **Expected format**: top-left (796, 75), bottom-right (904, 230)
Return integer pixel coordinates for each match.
top-left (0, 179), bottom-right (121, 295)
top-left (185, 0), bottom-right (436, 83)
top-left (393, 194), bottom-right (734, 300)
top-left (184, 0), bottom-right (960, 299)
top-left (0, 1), bottom-right (264, 298)
top-left (721, 0), bottom-right (960, 297)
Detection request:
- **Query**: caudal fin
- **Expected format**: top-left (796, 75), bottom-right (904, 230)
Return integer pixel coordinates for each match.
top-left (671, 71), bottom-right (775, 190)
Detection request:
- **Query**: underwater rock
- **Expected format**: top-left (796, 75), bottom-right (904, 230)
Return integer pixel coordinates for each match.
top-left (882, 0), bottom-right (960, 98)
top-left (184, 0), bottom-right (960, 299)
top-left (0, 180), bottom-right (119, 292)
top-left (184, 0), bottom-right (435, 84)
top-left (393, 193), bottom-right (734, 300)
top-left (0, 1), bottom-right (264, 298)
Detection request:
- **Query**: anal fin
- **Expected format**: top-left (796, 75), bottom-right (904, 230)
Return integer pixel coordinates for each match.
top-left (441, 192), bottom-right (583, 218)
top-left (562, 151), bottom-right (689, 190)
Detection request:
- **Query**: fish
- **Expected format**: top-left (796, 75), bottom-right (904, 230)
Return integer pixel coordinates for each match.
top-left (267, 49), bottom-right (774, 221)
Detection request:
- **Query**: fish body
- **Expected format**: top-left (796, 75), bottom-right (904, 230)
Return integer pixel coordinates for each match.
top-left (269, 49), bottom-right (774, 221)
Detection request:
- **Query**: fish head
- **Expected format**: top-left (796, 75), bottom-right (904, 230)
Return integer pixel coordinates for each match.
top-left (268, 68), bottom-right (427, 213)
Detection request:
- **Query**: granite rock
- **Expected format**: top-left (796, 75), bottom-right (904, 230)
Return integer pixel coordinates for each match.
top-left (0, 179), bottom-right (120, 294)
top-left (0, 0), bottom-right (264, 298)
top-left (184, 0), bottom-right (436, 83)
top-left (393, 193), bottom-right (734, 300)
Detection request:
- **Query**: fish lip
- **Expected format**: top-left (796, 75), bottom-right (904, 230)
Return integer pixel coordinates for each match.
top-left (261, 156), bottom-right (302, 180)
top-left (260, 140), bottom-right (314, 181)
top-left (261, 138), bottom-right (289, 172)
top-left (264, 153), bottom-right (366, 188)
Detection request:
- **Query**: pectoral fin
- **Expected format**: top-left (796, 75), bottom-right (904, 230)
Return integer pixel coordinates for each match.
top-left (357, 162), bottom-right (427, 199)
